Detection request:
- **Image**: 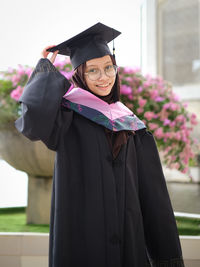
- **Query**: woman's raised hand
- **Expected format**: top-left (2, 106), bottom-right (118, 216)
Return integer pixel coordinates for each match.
top-left (41, 45), bottom-right (59, 64)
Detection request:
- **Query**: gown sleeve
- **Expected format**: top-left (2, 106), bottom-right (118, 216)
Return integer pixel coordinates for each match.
top-left (15, 58), bottom-right (73, 150)
top-left (136, 130), bottom-right (185, 267)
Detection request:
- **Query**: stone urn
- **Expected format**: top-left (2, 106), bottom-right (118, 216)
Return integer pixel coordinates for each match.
top-left (0, 122), bottom-right (55, 224)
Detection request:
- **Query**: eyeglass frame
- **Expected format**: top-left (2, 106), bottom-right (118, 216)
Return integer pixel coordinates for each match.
top-left (84, 64), bottom-right (118, 81)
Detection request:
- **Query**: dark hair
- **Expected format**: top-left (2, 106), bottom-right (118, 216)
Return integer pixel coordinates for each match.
top-left (71, 55), bottom-right (120, 103)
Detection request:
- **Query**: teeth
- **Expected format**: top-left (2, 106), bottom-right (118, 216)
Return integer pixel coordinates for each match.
top-left (97, 84), bottom-right (109, 87)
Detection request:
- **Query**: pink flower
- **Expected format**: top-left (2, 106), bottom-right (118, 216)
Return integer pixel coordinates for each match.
top-left (10, 86), bottom-right (23, 101)
top-left (164, 132), bottom-right (172, 139)
top-left (155, 96), bottom-right (164, 102)
top-left (150, 89), bottom-right (159, 100)
top-left (128, 94), bottom-right (133, 100)
top-left (163, 103), bottom-right (170, 110)
top-left (154, 127), bottom-right (164, 139)
top-left (11, 75), bottom-right (20, 86)
top-left (120, 85), bottom-right (132, 95)
top-left (153, 114), bottom-right (159, 119)
top-left (163, 119), bottom-right (171, 126)
top-left (190, 113), bottom-right (198, 125)
top-left (182, 167), bottom-right (188, 174)
top-left (176, 114), bottom-right (185, 122)
top-left (171, 103), bottom-right (179, 111)
top-left (139, 98), bottom-right (147, 107)
top-left (143, 81), bottom-right (152, 88)
top-left (171, 155), bottom-right (177, 161)
top-left (173, 162), bottom-right (180, 169)
top-left (137, 86), bottom-right (143, 93)
top-left (175, 132), bottom-right (181, 140)
top-left (144, 111), bottom-right (155, 120)
top-left (163, 102), bottom-right (180, 111)
top-left (183, 155), bottom-right (189, 164)
top-left (125, 77), bottom-right (133, 82)
top-left (149, 123), bottom-right (158, 130)
top-left (170, 121), bottom-right (176, 127)
top-left (136, 107), bottom-right (144, 114)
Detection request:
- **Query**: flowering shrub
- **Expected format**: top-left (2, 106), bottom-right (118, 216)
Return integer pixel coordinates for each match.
top-left (118, 66), bottom-right (199, 173)
top-left (0, 57), bottom-right (73, 124)
top-left (0, 57), bottom-right (199, 173)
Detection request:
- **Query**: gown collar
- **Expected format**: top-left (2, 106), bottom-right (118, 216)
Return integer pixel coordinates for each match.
top-left (62, 86), bottom-right (146, 132)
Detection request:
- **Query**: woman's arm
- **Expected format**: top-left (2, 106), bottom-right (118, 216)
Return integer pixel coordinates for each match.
top-left (136, 130), bottom-right (185, 266)
top-left (15, 57), bottom-right (73, 150)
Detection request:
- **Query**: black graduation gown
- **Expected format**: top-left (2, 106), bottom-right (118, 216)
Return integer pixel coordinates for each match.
top-left (15, 58), bottom-right (185, 267)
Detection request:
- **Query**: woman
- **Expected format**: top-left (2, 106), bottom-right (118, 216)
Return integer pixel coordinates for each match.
top-left (15, 23), bottom-right (185, 267)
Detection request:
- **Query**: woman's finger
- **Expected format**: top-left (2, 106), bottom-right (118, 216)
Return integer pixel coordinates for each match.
top-left (41, 45), bottom-right (56, 58)
top-left (50, 50), bottom-right (59, 64)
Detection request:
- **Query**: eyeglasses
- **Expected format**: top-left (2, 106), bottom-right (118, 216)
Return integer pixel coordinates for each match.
top-left (84, 65), bottom-right (118, 81)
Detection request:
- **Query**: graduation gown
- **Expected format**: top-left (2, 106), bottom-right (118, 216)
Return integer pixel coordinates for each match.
top-left (15, 58), bottom-right (185, 267)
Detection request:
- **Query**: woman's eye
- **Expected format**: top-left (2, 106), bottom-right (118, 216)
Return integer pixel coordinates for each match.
top-left (88, 68), bottom-right (98, 73)
top-left (105, 65), bottom-right (113, 70)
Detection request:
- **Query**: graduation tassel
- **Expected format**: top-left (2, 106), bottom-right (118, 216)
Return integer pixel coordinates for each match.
top-left (112, 28), bottom-right (115, 60)
top-left (113, 45), bottom-right (115, 60)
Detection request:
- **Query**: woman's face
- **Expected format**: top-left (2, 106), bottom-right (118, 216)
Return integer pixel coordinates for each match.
top-left (84, 55), bottom-right (116, 96)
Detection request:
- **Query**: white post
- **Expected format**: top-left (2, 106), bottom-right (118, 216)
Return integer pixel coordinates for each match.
top-left (140, 0), bottom-right (157, 76)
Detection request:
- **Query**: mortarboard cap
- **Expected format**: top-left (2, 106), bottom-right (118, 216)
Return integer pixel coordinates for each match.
top-left (47, 22), bottom-right (121, 69)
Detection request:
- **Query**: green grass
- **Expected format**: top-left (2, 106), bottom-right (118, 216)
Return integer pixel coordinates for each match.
top-left (0, 207), bottom-right (49, 233)
top-left (0, 207), bottom-right (200, 235)
top-left (176, 217), bottom-right (200, 236)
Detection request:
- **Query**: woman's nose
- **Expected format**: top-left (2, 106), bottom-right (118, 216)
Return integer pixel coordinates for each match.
top-left (99, 70), bottom-right (108, 80)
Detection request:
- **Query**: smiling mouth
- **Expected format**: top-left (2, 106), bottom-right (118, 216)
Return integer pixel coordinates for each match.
top-left (96, 83), bottom-right (111, 88)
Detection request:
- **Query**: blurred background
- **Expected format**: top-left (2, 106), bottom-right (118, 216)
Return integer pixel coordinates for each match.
top-left (0, 0), bottom-right (200, 266)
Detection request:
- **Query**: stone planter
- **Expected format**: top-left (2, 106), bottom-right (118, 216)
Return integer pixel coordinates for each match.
top-left (0, 123), bottom-right (55, 224)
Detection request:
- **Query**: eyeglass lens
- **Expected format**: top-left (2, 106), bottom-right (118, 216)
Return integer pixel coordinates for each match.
top-left (86, 65), bottom-right (117, 81)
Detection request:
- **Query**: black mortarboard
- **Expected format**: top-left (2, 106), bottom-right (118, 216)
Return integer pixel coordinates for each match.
top-left (47, 22), bottom-right (121, 69)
